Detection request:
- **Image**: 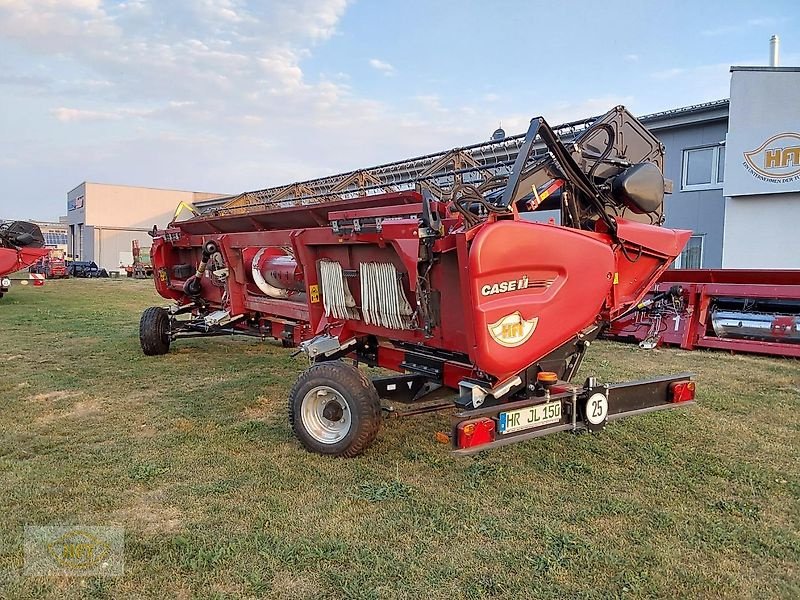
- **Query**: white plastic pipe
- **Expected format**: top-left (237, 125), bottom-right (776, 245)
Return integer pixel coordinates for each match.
top-left (251, 248), bottom-right (290, 298)
top-left (770, 35), bottom-right (780, 67)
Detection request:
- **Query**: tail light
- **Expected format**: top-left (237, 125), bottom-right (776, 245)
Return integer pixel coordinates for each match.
top-left (670, 380), bottom-right (695, 403)
top-left (456, 418), bottom-right (496, 449)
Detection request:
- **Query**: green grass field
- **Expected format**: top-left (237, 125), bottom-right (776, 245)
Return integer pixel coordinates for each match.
top-left (0, 279), bottom-right (798, 599)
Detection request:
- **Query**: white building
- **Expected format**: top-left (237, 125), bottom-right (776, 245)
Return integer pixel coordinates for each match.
top-left (66, 182), bottom-right (228, 270)
top-left (722, 65), bottom-right (800, 268)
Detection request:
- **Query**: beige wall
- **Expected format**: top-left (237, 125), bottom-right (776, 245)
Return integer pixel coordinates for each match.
top-left (83, 183), bottom-right (226, 230)
top-left (66, 182), bottom-right (228, 268)
top-left (90, 227), bottom-right (157, 271)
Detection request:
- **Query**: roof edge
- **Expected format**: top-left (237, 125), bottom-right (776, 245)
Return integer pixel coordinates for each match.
top-left (731, 66), bottom-right (800, 72)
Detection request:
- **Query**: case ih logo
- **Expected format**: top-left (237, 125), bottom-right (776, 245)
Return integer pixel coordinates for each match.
top-left (480, 276), bottom-right (553, 296)
top-left (743, 132), bottom-right (800, 184)
top-left (487, 311), bottom-right (538, 347)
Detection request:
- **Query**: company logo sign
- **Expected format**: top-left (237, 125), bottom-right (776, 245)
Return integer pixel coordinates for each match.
top-left (743, 132), bottom-right (800, 184)
top-left (480, 275), bottom-right (553, 296)
top-left (47, 529), bottom-right (111, 569)
top-left (67, 195), bottom-right (85, 211)
top-left (487, 311), bottom-right (538, 347)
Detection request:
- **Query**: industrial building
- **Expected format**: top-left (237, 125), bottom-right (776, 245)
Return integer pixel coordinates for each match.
top-left (722, 65), bottom-right (800, 268)
top-left (66, 183), bottom-right (228, 270)
top-left (32, 219), bottom-right (69, 255)
top-left (650, 64), bottom-right (800, 270)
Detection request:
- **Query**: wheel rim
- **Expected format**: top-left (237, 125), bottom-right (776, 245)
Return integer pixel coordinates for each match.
top-left (300, 385), bottom-right (352, 444)
top-left (158, 314), bottom-right (170, 343)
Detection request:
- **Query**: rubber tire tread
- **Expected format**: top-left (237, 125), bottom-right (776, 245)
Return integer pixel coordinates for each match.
top-left (288, 361), bottom-right (382, 457)
top-left (139, 306), bottom-right (171, 356)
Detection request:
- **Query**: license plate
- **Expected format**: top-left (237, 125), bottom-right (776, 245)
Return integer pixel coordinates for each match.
top-left (498, 400), bottom-right (562, 434)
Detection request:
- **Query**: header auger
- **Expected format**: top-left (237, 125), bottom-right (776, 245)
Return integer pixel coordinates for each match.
top-left (141, 106), bottom-right (695, 456)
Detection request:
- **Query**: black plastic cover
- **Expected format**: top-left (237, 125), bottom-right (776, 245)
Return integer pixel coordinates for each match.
top-left (611, 163), bottom-right (664, 214)
top-left (0, 221), bottom-right (45, 249)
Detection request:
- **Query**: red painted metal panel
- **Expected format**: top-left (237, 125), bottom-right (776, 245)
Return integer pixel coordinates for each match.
top-left (468, 220), bottom-right (614, 381)
top-left (695, 336), bottom-right (800, 358)
top-left (0, 247), bottom-right (50, 277)
top-left (607, 269), bottom-right (800, 358)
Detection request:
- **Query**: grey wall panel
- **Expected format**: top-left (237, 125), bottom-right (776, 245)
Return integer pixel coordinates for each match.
top-left (652, 121), bottom-right (728, 268)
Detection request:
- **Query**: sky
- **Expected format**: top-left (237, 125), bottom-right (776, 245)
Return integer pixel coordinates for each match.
top-left (0, 0), bottom-right (797, 221)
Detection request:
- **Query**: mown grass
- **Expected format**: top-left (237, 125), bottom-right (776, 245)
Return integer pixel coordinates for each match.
top-left (0, 279), bottom-right (798, 599)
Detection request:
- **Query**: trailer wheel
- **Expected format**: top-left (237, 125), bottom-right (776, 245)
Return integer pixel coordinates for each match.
top-left (289, 361), bottom-right (382, 457)
top-left (139, 307), bottom-right (171, 356)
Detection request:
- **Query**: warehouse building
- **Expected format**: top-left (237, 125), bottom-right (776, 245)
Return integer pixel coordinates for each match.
top-left (66, 183), bottom-right (228, 270)
top-left (32, 219), bottom-right (69, 255)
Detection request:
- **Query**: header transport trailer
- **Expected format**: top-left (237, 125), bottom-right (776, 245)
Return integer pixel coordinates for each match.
top-left (140, 106), bottom-right (696, 456)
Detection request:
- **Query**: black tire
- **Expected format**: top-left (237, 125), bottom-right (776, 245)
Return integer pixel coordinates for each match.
top-left (289, 361), bottom-right (382, 457)
top-left (139, 307), bottom-right (171, 356)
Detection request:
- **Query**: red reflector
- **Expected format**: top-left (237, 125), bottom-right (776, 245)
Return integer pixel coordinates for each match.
top-left (670, 381), bottom-right (696, 403)
top-left (456, 418), bottom-right (496, 449)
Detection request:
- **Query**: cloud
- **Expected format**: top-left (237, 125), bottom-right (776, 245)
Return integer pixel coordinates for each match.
top-left (624, 54), bottom-right (639, 62)
top-left (702, 16), bottom-right (784, 37)
top-left (651, 67), bottom-right (687, 80)
top-left (368, 58), bottom-right (395, 76)
top-left (51, 107), bottom-right (125, 122)
top-left (0, 1), bottom-right (656, 221)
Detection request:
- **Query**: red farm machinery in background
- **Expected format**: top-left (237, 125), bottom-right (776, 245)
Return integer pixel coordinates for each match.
top-left (141, 106), bottom-right (696, 456)
top-left (29, 248), bottom-right (68, 279)
top-left (0, 221), bottom-right (49, 299)
top-left (606, 269), bottom-right (800, 358)
top-left (125, 240), bottom-right (154, 279)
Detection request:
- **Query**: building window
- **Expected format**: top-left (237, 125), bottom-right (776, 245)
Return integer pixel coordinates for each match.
top-left (681, 145), bottom-right (725, 191)
top-left (674, 235), bottom-right (704, 269)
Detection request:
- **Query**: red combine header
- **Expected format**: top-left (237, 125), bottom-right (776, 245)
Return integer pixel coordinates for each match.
top-left (607, 269), bottom-right (800, 358)
top-left (0, 221), bottom-right (49, 299)
top-left (142, 106), bottom-right (696, 456)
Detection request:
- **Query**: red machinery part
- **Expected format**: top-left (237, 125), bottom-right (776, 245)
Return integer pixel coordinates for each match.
top-left (456, 418), bottom-right (496, 450)
top-left (245, 247), bottom-right (305, 298)
top-left (606, 269), bottom-right (800, 359)
top-left (0, 247), bottom-right (50, 278)
top-left (670, 380), bottom-right (696, 403)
